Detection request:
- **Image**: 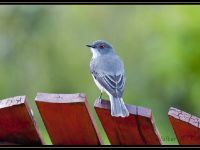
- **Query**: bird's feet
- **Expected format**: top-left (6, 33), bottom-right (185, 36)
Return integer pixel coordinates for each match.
top-left (98, 97), bottom-right (102, 104)
top-left (98, 92), bottom-right (102, 104)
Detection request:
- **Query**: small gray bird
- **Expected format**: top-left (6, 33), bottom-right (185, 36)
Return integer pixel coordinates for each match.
top-left (86, 40), bottom-right (129, 117)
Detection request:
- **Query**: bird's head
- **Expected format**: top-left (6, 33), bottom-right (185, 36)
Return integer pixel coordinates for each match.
top-left (86, 40), bottom-right (115, 58)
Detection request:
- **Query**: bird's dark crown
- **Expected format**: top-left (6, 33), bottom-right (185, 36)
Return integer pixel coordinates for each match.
top-left (86, 40), bottom-right (115, 55)
top-left (92, 40), bottom-right (113, 49)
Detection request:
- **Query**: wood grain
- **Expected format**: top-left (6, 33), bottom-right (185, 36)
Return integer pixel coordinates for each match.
top-left (94, 99), bottom-right (162, 145)
top-left (168, 107), bottom-right (200, 145)
top-left (35, 92), bottom-right (103, 145)
top-left (0, 96), bottom-right (44, 145)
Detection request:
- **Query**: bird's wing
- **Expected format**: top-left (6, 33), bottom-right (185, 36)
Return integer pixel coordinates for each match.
top-left (91, 70), bottom-right (125, 98)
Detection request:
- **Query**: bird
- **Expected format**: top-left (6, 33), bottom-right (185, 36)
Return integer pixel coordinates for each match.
top-left (86, 40), bottom-right (129, 117)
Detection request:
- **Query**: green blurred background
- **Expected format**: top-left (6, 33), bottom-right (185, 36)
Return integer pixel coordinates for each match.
top-left (0, 5), bottom-right (200, 145)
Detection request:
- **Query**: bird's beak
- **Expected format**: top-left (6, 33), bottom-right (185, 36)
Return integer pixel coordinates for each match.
top-left (86, 44), bottom-right (94, 48)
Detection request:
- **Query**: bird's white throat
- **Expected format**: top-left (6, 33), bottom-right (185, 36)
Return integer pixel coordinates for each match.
top-left (90, 48), bottom-right (101, 59)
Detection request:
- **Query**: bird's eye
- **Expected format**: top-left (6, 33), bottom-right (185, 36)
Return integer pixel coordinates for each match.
top-left (99, 44), bottom-right (105, 49)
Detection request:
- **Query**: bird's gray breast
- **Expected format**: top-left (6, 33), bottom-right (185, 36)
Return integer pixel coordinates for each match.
top-left (90, 54), bottom-right (125, 98)
top-left (90, 54), bottom-right (124, 75)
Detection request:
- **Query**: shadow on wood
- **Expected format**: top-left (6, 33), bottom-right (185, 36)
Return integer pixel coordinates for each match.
top-left (168, 107), bottom-right (200, 145)
top-left (94, 99), bottom-right (162, 145)
top-left (35, 92), bottom-right (103, 145)
top-left (0, 96), bottom-right (44, 145)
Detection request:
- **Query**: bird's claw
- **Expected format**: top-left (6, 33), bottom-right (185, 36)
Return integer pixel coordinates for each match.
top-left (98, 96), bottom-right (102, 104)
top-left (98, 92), bottom-right (102, 104)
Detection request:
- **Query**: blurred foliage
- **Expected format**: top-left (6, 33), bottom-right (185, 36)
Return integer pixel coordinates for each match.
top-left (0, 5), bottom-right (200, 145)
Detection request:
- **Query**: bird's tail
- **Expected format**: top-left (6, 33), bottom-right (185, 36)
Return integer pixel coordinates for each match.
top-left (110, 97), bottom-right (129, 117)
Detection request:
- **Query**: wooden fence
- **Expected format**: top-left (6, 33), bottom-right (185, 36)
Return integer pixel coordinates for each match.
top-left (0, 92), bottom-right (199, 145)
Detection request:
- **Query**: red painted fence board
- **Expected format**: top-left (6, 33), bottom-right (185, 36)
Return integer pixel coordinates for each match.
top-left (168, 107), bottom-right (200, 145)
top-left (94, 99), bottom-right (162, 145)
top-left (0, 96), bottom-right (44, 145)
top-left (35, 93), bottom-right (103, 145)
